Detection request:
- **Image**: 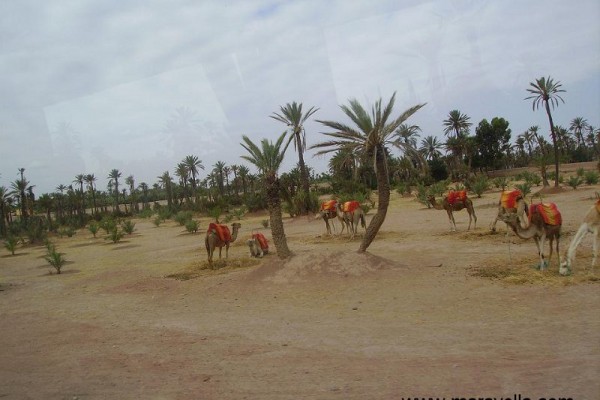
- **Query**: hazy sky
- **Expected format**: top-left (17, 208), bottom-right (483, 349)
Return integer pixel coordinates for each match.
top-left (1, 0), bottom-right (599, 194)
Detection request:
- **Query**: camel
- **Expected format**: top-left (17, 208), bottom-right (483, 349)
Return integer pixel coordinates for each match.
top-left (335, 201), bottom-right (366, 239)
top-left (490, 190), bottom-right (529, 233)
top-left (316, 200), bottom-right (346, 236)
top-left (500, 203), bottom-right (562, 271)
top-left (205, 222), bottom-right (241, 263)
top-left (428, 192), bottom-right (477, 231)
top-left (559, 201), bottom-right (600, 275)
top-left (247, 232), bottom-right (269, 258)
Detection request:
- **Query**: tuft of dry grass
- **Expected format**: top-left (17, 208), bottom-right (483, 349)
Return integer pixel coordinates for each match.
top-left (470, 256), bottom-right (600, 286)
top-left (165, 257), bottom-right (261, 280)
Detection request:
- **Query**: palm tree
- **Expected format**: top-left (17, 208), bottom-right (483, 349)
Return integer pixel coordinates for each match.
top-left (84, 174), bottom-right (98, 217)
top-left (125, 175), bottom-right (137, 213)
top-left (312, 92), bottom-right (426, 252)
top-left (443, 110), bottom-right (471, 139)
top-left (419, 135), bottom-right (443, 160)
top-left (569, 117), bottom-right (589, 149)
top-left (175, 162), bottom-right (190, 205)
top-left (525, 76), bottom-right (566, 187)
top-left (11, 177), bottom-right (29, 223)
top-left (0, 186), bottom-right (9, 237)
top-left (138, 182), bottom-right (150, 210)
top-left (213, 161), bottom-right (226, 198)
top-left (73, 174), bottom-right (85, 220)
top-left (238, 165), bottom-right (250, 195)
top-left (395, 123), bottom-right (421, 148)
top-left (108, 169), bottom-right (122, 213)
top-left (270, 102), bottom-right (319, 214)
top-left (183, 155), bottom-right (204, 205)
top-left (241, 132), bottom-right (292, 259)
top-left (158, 171), bottom-right (174, 210)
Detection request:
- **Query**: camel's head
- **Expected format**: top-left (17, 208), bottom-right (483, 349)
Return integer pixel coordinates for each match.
top-left (559, 258), bottom-right (571, 276)
top-left (499, 211), bottom-right (519, 225)
top-left (231, 222), bottom-right (242, 230)
top-left (246, 238), bottom-right (263, 258)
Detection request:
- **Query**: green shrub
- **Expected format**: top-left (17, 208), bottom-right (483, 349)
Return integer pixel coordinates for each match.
top-left (492, 177), bottom-right (509, 190)
top-left (576, 168), bottom-right (585, 177)
top-left (153, 216), bottom-right (163, 227)
top-left (261, 219), bottom-right (269, 228)
top-left (45, 248), bottom-right (66, 274)
top-left (88, 222), bottom-right (99, 237)
top-left (121, 220), bottom-right (136, 235)
top-left (185, 219), bottom-right (199, 233)
top-left (4, 236), bottom-right (18, 255)
top-left (584, 170), bottom-right (599, 185)
top-left (223, 213), bottom-right (234, 223)
top-left (567, 175), bottom-right (583, 190)
top-left (106, 228), bottom-right (124, 243)
top-left (174, 211), bottom-right (193, 226)
top-left (99, 217), bottom-right (117, 234)
top-left (471, 176), bottom-right (489, 198)
top-left (232, 206), bottom-right (248, 220)
top-left (395, 182), bottom-right (412, 196)
top-left (138, 208), bottom-right (154, 219)
top-left (58, 226), bottom-right (76, 238)
top-left (515, 182), bottom-right (532, 197)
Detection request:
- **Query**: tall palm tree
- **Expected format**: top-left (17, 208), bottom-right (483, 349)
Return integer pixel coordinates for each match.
top-left (11, 177), bottom-right (29, 223)
top-left (241, 132), bottom-right (292, 259)
top-left (526, 76), bottom-right (566, 187)
top-left (138, 182), bottom-right (150, 210)
top-left (73, 174), bottom-right (85, 219)
top-left (158, 171), bottom-right (174, 210)
top-left (569, 117), bottom-right (589, 149)
top-left (312, 92), bottom-right (426, 252)
top-left (183, 155), bottom-right (204, 204)
top-left (125, 175), bottom-right (137, 213)
top-left (238, 165), bottom-right (250, 195)
top-left (395, 123), bottom-right (421, 148)
top-left (175, 162), bottom-right (190, 205)
top-left (108, 169), bottom-right (122, 213)
top-left (84, 174), bottom-right (98, 217)
top-left (213, 161), bottom-right (226, 198)
top-left (443, 110), bottom-right (471, 139)
top-left (270, 102), bottom-right (319, 214)
top-left (419, 135), bottom-right (443, 160)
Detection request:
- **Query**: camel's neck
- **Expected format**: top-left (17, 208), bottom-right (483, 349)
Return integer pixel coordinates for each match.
top-left (430, 199), bottom-right (444, 210)
top-left (507, 220), bottom-right (539, 239)
top-left (231, 226), bottom-right (240, 242)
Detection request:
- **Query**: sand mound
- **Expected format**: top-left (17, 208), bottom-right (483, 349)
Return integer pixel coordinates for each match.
top-left (249, 251), bottom-right (404, 283)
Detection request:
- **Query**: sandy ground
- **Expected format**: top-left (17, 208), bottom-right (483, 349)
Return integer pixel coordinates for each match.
top-left (1, 185), bottom-right (599, 400)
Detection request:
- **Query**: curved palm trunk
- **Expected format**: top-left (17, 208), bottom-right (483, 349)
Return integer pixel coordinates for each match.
top-left (358, 146), bottom-right (389, 253)
top-left (544, 102), bottom-right (560, 187)
top-left (266, 174), bottom-right (291, 259)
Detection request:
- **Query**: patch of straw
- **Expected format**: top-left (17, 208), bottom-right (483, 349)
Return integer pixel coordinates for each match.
top-left (165, 257), bottom-right (261, 281)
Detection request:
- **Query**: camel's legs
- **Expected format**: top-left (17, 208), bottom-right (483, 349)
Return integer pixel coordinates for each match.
top-left (446, 210), bottom-right (456, 231)
top-left (566, 224), bottom-right (589, 268)
top-left (592, 227), bottom-right (598, 267)
top-left (533, 235), bottom-right (545, 269)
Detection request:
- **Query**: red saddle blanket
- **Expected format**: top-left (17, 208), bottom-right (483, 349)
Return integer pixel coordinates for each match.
top-left (529, 203), bottom-right (562, 226)
top-left (252, 233), bottom-right (269, 250)
top-left (207, 223), bottom-right (232, 242)
top-left (321, 200), bottom-right (337, 212)
top-left (446, 190), bottom-right (467, 205)
top-left (500, 190), bottom-right (523, 209)
top-left (342, 201), bottom-right (360, 213)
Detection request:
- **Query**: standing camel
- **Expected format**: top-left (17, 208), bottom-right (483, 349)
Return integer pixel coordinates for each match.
top-left (316, 200), bottom-right (346, 236)
top-left (500, 203), bottom-right (562, 270)
top-left (490, 189), bottom-right (528, 232)
top-left (428, 191), bottom-right (477, 231)
top-left (336, 201), bottom-right (366, 239)
top-left (205, 222), bottom-right (241, 263)
top-left (559, 200), bottom-right (600, 275)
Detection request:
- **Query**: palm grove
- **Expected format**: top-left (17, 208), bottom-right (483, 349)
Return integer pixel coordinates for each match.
top-left (2, 77), bottom-right (599, 257)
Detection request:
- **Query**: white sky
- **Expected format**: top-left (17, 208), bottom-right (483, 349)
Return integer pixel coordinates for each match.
top-left (1, 0), bottom-right (599, 194)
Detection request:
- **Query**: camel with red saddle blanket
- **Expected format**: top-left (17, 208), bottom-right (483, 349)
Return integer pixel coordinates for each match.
top-left (427, 190), bottom-right (477, 231)
top-left (335, 200), bottom-right (366, 239)
top-left (247, 232), bottom-right (269, 258)
top-left (560, 199), bottom-right (600, 275)
top-left (500, 202), bottom-right (562, 271)
top-left (490, 189), bottom-right (529, 232)
top-left (316, 200), bottom-right (346, 236)
top-left (205, 222), bottom-right (241, 263)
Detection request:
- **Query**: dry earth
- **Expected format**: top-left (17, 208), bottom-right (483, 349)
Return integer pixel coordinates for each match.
top-left (1, 185), bottom-right (599, 400)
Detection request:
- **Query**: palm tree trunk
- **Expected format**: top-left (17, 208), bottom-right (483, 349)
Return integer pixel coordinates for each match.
top-left (359, 146), bottom-right (389, 253)
top-left (544, 102), bottom-right (560, 187)
top-left (266, 174), bottom-right (291, 259)
top-left (297, 146), bottom-right (311, 215)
